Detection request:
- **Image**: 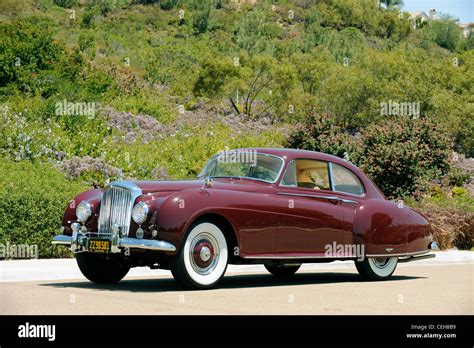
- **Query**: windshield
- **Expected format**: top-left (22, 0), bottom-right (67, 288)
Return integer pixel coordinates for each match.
top-left (197, 152), bottom-right (284, 183)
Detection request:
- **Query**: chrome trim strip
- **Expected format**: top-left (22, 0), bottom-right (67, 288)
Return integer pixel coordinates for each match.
top-left (398, 254), bottom-right (435, 263)
top-left (277, 191), bottom-right (357, 204)
top-left (242, 249), bottom-right (432, 260)
top-left (366, 250), bottom-right (431, 258)
top-left (341, 198), bottom-right (357, 204)
top-left (328, 162), bottom-right (335, 191)
top-left (119, 237), bottom-right (176, 252)
top-left (242, 254), bottom-right (356, 260)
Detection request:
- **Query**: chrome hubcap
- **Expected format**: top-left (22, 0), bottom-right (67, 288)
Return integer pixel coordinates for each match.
top-left (189, 232), bottom-right (219, 275)
top-left (373, 258), bottom-right (390, 269)
top-left (200, 246), bottom-right (211, 262)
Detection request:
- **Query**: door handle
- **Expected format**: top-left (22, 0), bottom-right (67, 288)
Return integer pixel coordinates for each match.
top-left (340, 198), bottom-right (357, 204)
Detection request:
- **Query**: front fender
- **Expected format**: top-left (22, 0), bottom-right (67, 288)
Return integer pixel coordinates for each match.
top-left (62, 189), bottom-right (103, 235)
top-left (155, 187), bottom-right (277, 255)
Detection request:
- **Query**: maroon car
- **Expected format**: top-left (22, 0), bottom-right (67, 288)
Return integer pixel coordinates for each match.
top-left (53, 148), bottom-right (436, 289)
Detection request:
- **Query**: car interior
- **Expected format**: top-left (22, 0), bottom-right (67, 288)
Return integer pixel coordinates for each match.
top-left (281, 159), bottom-right (364, 195)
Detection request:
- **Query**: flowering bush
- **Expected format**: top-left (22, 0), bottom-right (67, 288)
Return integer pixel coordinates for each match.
top-left (286, 113), bottom-right (359, 160)
top-left (356, 117), bottom-right (452, 198)
top-left (0, 106), bottom-right (63, 161)
top-left (286, 114), bottom-right (453, 198)
top-left (59, 156), bottom-right (123, 187)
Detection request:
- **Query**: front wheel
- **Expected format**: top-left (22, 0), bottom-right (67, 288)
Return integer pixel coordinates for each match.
top-left (170, 222), bottom-right (228, 290)
top-left (76, 253), bottom-right (130, 284)
top-left (355, 257), bottom-right (398, 281)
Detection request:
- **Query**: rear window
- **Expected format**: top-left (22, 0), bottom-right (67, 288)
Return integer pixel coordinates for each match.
top-left (331, 163), bottom-right (364, 196)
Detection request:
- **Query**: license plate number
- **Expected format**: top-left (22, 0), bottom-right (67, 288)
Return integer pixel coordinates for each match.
top-left (88, 239), bottom-right (111, 253)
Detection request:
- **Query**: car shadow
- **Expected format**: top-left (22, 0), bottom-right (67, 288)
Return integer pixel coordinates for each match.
top-left (41, 272), bottom-right (425, 293)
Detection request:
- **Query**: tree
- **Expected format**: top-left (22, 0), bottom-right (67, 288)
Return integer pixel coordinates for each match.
top-left (193, 55), bottom-right (240, 98)
top-left (421, 19), bottom-right (464, 51)
top-left (235, 9), bottom-right (280, 56)
top-left (228, 55), bottom-right (296, 119)
top-left (380, 0), bottom-right (404, 9)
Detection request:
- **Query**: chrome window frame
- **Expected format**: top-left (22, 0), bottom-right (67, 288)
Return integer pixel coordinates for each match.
top-left (279, 159), bottom-right (297, 187)
top-left (329, 162), bottom-right (366, 197)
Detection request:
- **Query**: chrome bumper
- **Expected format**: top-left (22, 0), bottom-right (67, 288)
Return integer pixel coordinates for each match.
top-left (52, 231), bottom-right (176, 253)
top-left (398, 253), bottom-right (435, 262)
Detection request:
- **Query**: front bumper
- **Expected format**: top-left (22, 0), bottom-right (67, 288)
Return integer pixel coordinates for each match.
top-left (52, 228), bottom-right (176, 253)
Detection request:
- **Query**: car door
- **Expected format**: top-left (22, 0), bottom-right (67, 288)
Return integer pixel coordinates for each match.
top-left (276, 159), bottom-right (346, 256)
top-left (329, 162), bottom-right (366, 247)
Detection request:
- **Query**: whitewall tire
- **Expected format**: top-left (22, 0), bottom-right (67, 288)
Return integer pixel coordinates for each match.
top-left (170, 222), bottom-right (228, 289)
top-left (355, 257), bottom-right (398, 281)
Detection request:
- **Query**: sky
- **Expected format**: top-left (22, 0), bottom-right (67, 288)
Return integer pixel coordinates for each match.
top-left (402, 0), bottom-right (474, 23)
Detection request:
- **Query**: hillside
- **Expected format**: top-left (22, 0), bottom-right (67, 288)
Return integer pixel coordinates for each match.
top-left (0, 0), bottom-right (473, 256)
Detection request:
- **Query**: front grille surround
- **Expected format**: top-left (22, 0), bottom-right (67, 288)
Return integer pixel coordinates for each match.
top-left (97, 181), bottom-right (142, 238)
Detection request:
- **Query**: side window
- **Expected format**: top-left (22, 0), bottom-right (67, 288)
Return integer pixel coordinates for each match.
top-left (296, 159), bottom-right (331, 190)
top-left (281, 161), bottom-right (297, 186)
top-left (331, 163), bottom-right (365, 196)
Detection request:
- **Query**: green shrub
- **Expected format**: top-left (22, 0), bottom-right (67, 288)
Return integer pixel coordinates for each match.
top-left (447, 167), bottom-right (470, 187)
top-left (286, 113), bottom-right (359, 159)
top-left (304, 25), bottom-right (366, 63)
top-left (356, 117), bottom-right (452, 198)
top-left (160, 0), bottom-right (179, 10)
top-left (109, 91), bottom-right (176, 124)
top-left (0, 160), bottom-right (88, 258)
top-left (0, 18), bottom-right (66, 90)
top-left (53, 0), bottom-right (78, 8)
top-left (286, 114), bottom-right (452, 199)
top-left (420, 19), bottom-right (464, 52)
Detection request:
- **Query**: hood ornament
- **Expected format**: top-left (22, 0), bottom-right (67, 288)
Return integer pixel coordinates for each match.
top-left (385, 248), bottom-right (394, 253)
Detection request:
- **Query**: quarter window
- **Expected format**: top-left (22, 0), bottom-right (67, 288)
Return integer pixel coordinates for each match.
top-left (331, 163), bottom-right (364, 196)
top-left (281, 161), bottom-right (297, 186)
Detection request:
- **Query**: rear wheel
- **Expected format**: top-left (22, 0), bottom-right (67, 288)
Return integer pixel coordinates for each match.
top-left (355, 257), bottom-right (398, 281)
top-left (265, 264), bottom-right (301, 277)
top-left (76, 253), bottom-right (130, 284)
top-left (170, 222), bottom-right (228, 290)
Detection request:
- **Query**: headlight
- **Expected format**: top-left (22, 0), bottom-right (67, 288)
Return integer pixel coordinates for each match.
top-left (76, 201), bottom-right (92, 223)
top-left (132, 202), bottom-right (149, 224)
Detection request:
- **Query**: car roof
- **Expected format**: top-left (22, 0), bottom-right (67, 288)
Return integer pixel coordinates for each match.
top-left (237, 147), bottom-right (352, 166)
top-left (219, 148), bottom-right (385, 199)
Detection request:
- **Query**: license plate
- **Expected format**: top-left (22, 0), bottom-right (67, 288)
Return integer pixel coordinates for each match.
top-left (88, 238), bottom-right (111, 253)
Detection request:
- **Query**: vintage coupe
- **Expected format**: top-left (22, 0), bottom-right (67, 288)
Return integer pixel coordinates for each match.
top-left (53, 148), bottom-right (436, 289)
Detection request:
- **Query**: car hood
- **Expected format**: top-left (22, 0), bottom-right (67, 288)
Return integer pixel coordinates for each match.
top-left (132, 178), bottom-right (274, 195)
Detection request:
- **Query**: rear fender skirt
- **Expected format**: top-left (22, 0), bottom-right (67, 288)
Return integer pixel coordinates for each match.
top-left (353, 199), bottom-right (431, 255)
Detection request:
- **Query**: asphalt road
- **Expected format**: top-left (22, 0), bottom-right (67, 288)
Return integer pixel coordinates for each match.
top-left (1, 252), bottom-right (472, 315)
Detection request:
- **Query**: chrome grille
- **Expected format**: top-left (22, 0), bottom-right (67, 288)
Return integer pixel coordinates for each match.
top-left (98, 186), bottom-right (133, 237)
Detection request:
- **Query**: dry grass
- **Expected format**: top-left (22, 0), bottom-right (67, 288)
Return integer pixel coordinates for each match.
top-left (419, 204), bottom-right (474, 250)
